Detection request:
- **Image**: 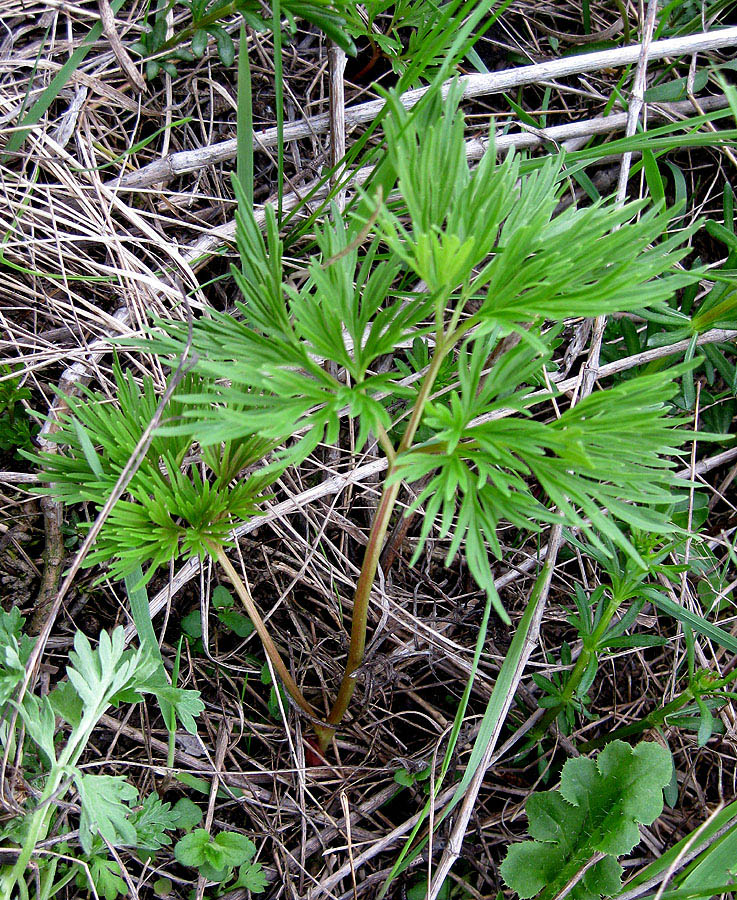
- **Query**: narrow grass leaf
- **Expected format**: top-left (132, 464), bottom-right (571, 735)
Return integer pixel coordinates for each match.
top-left (641, 587), bottom-right (737, 654)
top-left (237, 22), bottom-right (253, 206)
top-left (2, 0), bottom-right (127, 160)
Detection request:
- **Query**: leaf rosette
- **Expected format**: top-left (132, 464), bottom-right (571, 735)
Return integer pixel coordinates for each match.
top-left (500, 741), bottom-right (673, 900)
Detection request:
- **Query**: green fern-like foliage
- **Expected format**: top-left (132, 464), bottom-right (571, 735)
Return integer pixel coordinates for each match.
top-left (31, 94), bottom-right (703, 623)
top-left (392, 349), bottom-right (691, 601)
top-left (500, 741), bottom-right (673, 900)
top-left (144, 91), bottom-right (700, 620)
top-left (27, 363), bottom-right (277, 584)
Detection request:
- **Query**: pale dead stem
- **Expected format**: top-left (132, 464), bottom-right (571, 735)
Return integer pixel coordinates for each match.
top-left (327, 40), bottom-right (347, 212)
top-left (576, 0), bottom-right (659, 403)
top-left (110, 26), bottom-right (737, 191)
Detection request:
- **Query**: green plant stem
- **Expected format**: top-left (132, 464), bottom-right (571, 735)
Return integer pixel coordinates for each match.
top-left (578, 665), bottom-right (737, 750)
top-left (614, 0), bottom-right (631, 44)
top-left (236, 23), bottom-right (253, 205)
top-left (159, 2), bottom-right (239, 54)
top-left (535, 588), bottom-right (628, 736)
top-left (272, 0), bottom-right (284, 222)
top-left (579, 692), bottom-right (695, 753)
top-left (374, 420), bottom-right (396, 464)
top-left (167, 637), bottom-right (184, 769)
top-left (320, 340), bottom-right (450, 751)
top-left (2, 722), bottom-right (90, 900)
top-left (213, 544), bottom-right (333, 746)
top-left (42, 861), bottom-right (75, 900)
top-left (397, 339), bottom-right (450, 456)
top-left (2, 794), bottom-right (56, 899)
top-left (322, 480), bottom-right (402, 740)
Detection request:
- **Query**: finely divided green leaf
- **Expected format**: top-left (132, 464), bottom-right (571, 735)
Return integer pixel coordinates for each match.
top-left (129, 793), bottom-right (178, 851)
top-left (75, 773), bottom-right (138, 855)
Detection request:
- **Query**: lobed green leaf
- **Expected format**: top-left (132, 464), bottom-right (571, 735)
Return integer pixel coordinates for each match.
top-left (501, 741), bottom-right (673, 900)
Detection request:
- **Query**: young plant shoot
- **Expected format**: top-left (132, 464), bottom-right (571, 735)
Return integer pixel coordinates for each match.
top-left (34, 89), bottom-right (699, 753)
top-left (500, 740), bottom-right (673, 900)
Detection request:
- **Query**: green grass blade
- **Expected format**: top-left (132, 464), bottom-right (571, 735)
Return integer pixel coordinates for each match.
top-left (678, 822), bottom-right (737, 899)
top-left (2, 0), bottom-right (127, 160)
top-left (167, 637), bottom-right (184, 768)
top-left (124, 564), bottom-right (160, 660)
top-left (273, 0), bottom-right (284, 221)
top-left (636, 885), bottom-right (737, 900)
top-left (124, 564), bottom-right (174, 729)
top-left (237, 22), bottom-right (254, 206)
top-left (15, 21), bottom-right (53, 126)
top-left (641, 587), bottom-right (737, 654)
top-left (76, 118), bottom-right (193, 174)
top-left (582, 0), bottom-right (591, 32)
top-left (619, 801), bottom-right (737, 894)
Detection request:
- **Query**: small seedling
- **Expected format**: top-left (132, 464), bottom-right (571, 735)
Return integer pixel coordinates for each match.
top-left (528, 530), bottom-right (677, 738)
top-left (174, 828), bottom-right (263, 885)
top-left (0, 364), bottom-right (37, 456)
top-left (214, 584), bottom-right (255, 636)
top-left (33, 92), bottom-right (702, 754)
top-left (0, 619), bottom-right (193, 900)
top-left (500, 741), bottom-right (673, 900)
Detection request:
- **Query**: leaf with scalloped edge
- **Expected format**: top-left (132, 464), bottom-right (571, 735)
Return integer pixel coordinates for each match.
top-left (500, 741), bottom-right (672, 900)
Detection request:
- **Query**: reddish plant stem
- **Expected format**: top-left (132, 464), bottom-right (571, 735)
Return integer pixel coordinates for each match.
top-left (319, 340), bottom-right (449, 751)
top-left (214, 544), bottom-right (333, 747)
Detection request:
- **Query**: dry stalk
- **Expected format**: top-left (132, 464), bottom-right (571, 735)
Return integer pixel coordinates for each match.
top-left (111, 27), bottom-right (737, 191)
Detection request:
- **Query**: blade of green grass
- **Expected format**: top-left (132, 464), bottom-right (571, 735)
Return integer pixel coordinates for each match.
top-left (0, 257), bottom-right (117, 283)
top-left (636, 885), bottom-right (737, 900)
top-left (583, 0), bottom-right (591, 33)
top-left (617, 801), bottom-right (737, 896)
top-left (641, 586), bottom-right (737, 654)
top-left (377, 584), bottom-right (494, 897)
top-left (643, 148), bottom-right (666, 205)
top-left (124, 564), bottom-right (174, 735)
top-left (236, 22), bottom-right (254, 206)
top-left (565, 108), bottom-right (737, 164)
top-left (678, 823), bottom-right (737, 900)
top-left (75, 118), bottom-right (193, 174)
top-left (273, 0), bottom-right (284, 222)
top-left (167, 636), bottom-right (185, 767)
top-left (2, 0), bottom-right (127, 160)
top-left (15, 21), bottom-right (53, 126)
